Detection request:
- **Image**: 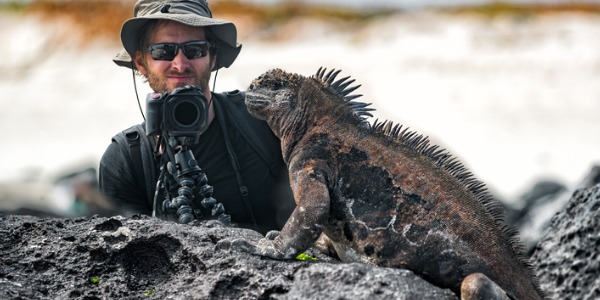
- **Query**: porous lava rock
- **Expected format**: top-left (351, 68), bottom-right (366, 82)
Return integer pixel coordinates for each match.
top-left (7, 183), bottom-right (599, 299)
top-left (531, 183), bottom-right (600, 299)
top-left (0, 214), bottom-right (457, 299)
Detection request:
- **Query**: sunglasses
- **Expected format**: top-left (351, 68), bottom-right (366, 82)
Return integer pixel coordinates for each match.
top-left (146, 40), bottom-right (214, 61)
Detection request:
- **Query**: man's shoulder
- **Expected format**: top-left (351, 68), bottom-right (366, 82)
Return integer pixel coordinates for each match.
top-left (214, 89), bottom-right (283, 165)
top-left (215, 90), bottom-right (270, 131)
top-left (214, 90), bottom-right (261, 124)
top-left (110, 123), bottom-right (146, 144)
top-left (214, 89), bottom-right (246, 106)
top-left (108, 123), bottom-right (154, 161)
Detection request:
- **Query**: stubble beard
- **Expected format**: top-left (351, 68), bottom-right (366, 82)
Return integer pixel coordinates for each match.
top-left (143, 62), bottom-right (212, 94)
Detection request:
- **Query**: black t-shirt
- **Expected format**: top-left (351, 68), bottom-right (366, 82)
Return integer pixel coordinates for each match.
top-left (99, 93), bottom-right (295, 234)
top-left (185, 114), bottom-right (285, 230)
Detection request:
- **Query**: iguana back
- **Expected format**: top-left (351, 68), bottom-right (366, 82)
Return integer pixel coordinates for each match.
top-left (232, 67), bottom-right (544, 300)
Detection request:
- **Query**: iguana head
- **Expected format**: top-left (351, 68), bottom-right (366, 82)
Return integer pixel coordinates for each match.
top-left (245, 67), bottom-right (373, 139)
top-left (245, 69), bottom-right (303, 136)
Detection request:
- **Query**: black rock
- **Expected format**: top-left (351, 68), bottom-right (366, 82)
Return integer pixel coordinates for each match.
top-left (279, 262), bottom-right (456, 299)
top-left (509, 165), bottom-right (600, 255)
top-left (531, 183), bottom-right (600, 299)
top-left (0, 214), bottom-right (457, 299)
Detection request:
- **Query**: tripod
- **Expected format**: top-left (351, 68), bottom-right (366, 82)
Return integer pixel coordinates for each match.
top-left (159, 136), bottom-right (232, 225)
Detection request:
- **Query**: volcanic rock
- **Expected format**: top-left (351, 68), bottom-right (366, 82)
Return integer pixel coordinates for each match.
top-left (510, 165), bottom-right (600, 255)
top-left (0, 214), bottom-right (457, 299)
top-left (531, 183), bottom-right (600, 299)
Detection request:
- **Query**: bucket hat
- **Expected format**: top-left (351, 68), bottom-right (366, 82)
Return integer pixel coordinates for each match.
top-left (113, 0), bottom-right (242, 71)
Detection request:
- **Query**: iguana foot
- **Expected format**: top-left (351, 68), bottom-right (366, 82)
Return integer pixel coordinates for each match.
top-left (314, 233), bottom-right (339, 259)
top-left (265, 230), bottom-right (280, 240)
top-left (217, 237), bottom-right (298, 260)
top-left (461, 273), bottom-right (511, 300)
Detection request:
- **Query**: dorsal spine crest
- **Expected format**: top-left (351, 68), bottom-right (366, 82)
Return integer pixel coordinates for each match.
top-left (312, 67), bottom-right (522, 259)
top-left (313, 67), bottom-right (374, 122)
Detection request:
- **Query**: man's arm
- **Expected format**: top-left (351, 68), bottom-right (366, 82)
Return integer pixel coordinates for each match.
top-left (98, 141), bottom-right (152, 215)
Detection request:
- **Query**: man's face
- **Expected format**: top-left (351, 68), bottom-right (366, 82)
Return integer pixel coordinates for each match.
top-left (134, 20), bottom-right (215, 93)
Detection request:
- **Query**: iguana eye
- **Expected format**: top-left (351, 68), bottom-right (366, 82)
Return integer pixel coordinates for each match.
top-left (266, 80), bottom-right (284, 91)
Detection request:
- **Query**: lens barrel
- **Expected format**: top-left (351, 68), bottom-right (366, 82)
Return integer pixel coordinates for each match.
top-left (144, 85), bottom-right (209, 138)
top-left (165, 86), bottom-right (209, 137)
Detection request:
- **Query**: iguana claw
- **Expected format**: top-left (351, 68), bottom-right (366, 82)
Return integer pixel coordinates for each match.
top-left (265, 230), bottom-right (280, 240)
top-left (221, 237), bottom-right (297, 260)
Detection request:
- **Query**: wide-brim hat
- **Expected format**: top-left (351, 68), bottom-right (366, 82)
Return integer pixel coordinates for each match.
top-left (113, 0), bottom-right (242, 71)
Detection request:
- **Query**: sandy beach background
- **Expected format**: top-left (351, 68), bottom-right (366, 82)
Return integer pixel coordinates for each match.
top-left (0, 1), bottom-right (598, 214)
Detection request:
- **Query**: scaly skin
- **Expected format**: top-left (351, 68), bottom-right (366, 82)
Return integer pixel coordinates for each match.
top-left (225, 68), bottom-right (545, 300)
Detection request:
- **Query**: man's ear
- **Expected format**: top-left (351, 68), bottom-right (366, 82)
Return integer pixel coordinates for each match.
top-left (133, 52), bottom-right (148, 76)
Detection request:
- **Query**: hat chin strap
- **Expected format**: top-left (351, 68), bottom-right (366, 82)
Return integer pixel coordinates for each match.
top-left (211, 48), bottom-right (219, 92)
top-left (212, 68), bottom-right (219, 92)
top-left (132, 61), bottom-right (147, 122)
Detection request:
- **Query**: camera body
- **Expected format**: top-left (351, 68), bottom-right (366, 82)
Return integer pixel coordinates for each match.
top-left (145, 85), bottom-right (210, 139)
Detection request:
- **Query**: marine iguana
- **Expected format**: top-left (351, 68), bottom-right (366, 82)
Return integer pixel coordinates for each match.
top-left (223, 67), bottom-right (545, 300)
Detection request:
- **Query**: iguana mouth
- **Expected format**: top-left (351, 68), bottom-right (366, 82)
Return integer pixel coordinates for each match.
top-left (245, 92), bottom-right (271, 106)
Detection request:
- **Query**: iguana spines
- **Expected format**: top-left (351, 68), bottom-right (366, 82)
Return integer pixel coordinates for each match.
top-left (313, 67), bottom-right (373, 121)
top-left (317, 66), bottom-right (521, 214)
top-left (316, 68), bottom-right (529, 266)
top-left (227, 67), bottom-right (545, 300)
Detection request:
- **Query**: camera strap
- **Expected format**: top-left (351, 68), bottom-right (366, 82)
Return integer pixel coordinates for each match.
top-left (213, 96), bottom-right (258, 226)
top-left (115, 123), bottom-right (158, 205)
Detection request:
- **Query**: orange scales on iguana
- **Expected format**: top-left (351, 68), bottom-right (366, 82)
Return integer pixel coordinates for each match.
top-left (225, 67), bottom-right (545, 300)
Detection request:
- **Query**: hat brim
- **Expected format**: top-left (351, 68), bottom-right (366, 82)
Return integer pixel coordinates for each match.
top-left (115, 14), bottom-right (242, 71)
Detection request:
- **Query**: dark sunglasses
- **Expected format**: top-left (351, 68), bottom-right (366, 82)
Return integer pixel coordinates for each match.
top-left (146, 40), bottom-right (214, 61)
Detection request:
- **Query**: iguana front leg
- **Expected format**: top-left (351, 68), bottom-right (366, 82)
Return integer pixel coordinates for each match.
top-left (227, 164), bottom-right (331, 259)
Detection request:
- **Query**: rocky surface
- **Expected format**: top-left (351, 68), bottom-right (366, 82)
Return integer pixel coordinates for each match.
top-left (0, 214), bottom-right (456, 299)
top-left (531, 183), bottom-right (600, 300)
top-left (508, 165), bottom-right (600, 255)
top-left (2, 178), bottom-right (600, 299)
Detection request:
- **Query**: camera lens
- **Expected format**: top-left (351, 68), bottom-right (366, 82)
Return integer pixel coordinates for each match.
top-left (163, 86), bottom-right (209, 137)
top-left (172, 100), bottom-right (200, 127)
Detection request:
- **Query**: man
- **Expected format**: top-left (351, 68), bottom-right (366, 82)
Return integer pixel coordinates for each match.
top-left (100, 0), bottom-right (294, 234)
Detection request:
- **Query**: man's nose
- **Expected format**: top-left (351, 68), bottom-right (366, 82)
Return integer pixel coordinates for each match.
top-left (171, 48), bottom-right (189, 70)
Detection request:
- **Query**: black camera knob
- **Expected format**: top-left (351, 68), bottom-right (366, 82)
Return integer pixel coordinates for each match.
top-left (167, 161), bottom-right (177, 175)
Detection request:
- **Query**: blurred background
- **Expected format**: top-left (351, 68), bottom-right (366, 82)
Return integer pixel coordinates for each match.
top-left (0, 0), bottom-right (599, 227)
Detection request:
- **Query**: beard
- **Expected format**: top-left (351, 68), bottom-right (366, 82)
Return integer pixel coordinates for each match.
top-left (141, 58), bottom-right (213, 93)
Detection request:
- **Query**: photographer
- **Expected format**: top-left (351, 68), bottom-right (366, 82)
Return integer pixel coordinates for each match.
top-left (99, 0), bottom-right (295, 234)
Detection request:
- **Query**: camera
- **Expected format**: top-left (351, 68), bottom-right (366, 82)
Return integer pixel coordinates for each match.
top-left (145, 85), bottom-right (209, 138)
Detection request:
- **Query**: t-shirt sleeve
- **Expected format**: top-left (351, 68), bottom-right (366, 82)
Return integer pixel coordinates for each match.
top-left (98, 141), bottom-right (152, 215)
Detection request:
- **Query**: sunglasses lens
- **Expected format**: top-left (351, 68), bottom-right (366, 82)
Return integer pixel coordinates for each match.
top-left (183, 44), bottom-right (208, 59)
top-left (147, 41), bottom-right (212, 61)
top-left (183, 43), bottom-right (209, 59)
top-left (148, 44), bottom-right (177, 60)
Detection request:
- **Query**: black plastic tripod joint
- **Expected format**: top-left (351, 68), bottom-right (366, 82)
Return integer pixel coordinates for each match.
top-left (162, 143), bottom-right (231, 225)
